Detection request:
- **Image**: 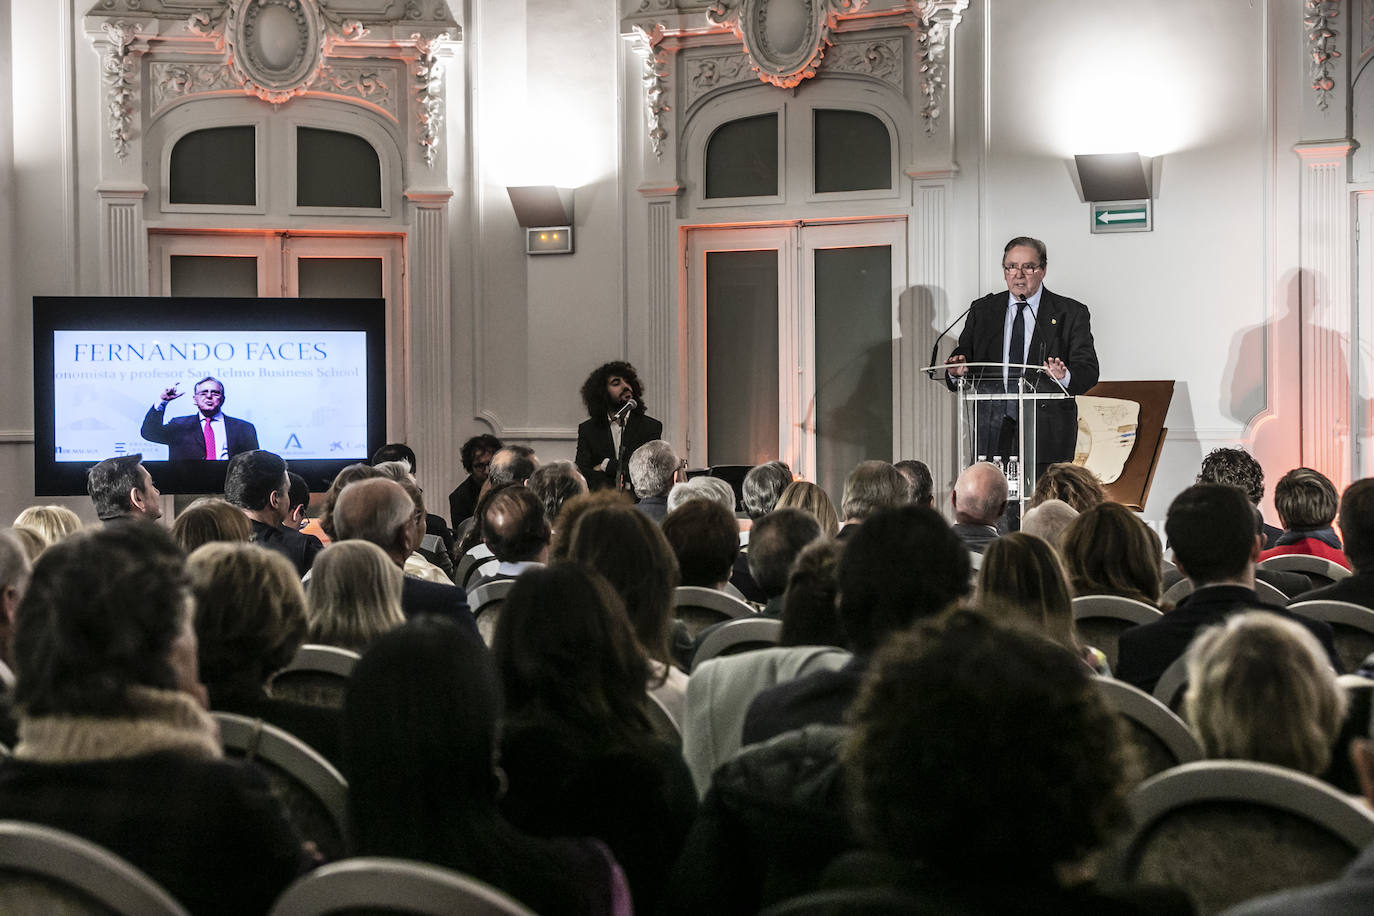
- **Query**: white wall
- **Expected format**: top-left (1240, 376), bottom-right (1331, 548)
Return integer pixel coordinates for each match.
top-left (952, 0), bottom-right (1290, 522)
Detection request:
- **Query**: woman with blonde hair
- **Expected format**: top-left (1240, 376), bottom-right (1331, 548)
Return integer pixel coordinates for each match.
top-left (774, 480), bottom-right (840, 539)
top-left (306, 540), bottom-right (405, 653)
top-left (171, 497), bottom-right (251, 553)
top-left (1185, 611), bottom-right (1346, 776)
top-left (977, 532), bottom-right (1108, 674)
top-left (12, 505), bottom-right (82, 548)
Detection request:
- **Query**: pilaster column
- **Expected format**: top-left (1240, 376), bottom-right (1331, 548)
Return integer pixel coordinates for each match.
top-left (97, 187), bottom-right (147, 295)
top-left (406, 190), bottom-right (455, 503)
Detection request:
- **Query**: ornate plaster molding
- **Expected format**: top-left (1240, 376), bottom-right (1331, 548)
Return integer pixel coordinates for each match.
top-left (412, 31), bottom-right (448, 167)
top-left (706, 0), bottom-right (868, 89)
top-left (1305, 0), bottom-right (1341, 111)
top-left (634, 24), bottom-right (673, 159)
top-left (102, 20), bottom-right (143, 159)
top-left (828, 36), bottom-right (903, 89)
top-left (683, 50), bottom-right (752, 110)
top-left (916, 0), bottom-right (954, 136)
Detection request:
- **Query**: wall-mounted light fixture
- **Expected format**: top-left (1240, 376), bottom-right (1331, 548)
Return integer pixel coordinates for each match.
top-left (1072, 153), bottom-right (1154, 234)
top-left (506, 186), bottom-right (575, 255)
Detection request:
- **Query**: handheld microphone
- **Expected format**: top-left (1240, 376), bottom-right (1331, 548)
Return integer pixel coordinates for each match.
top-left (613, 398), bottom-right (637, 422)
top-left (926, 302), bottom-right (975, 380)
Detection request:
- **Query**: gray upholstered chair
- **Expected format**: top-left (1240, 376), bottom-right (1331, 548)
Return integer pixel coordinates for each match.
top-left (271, 644), bottom-right (361, 710)
top-left (692, 617), bottom-right (784, 672)
top-left (1117, 760), bottom-right (1374, 914)
top-left (1072, 595), bottom-right (1162, 671)
top-left (469, 578), bottom-right (517, 647)
top-left (269, 857), bottom-right (535, 916)
top-left (673, 585), bottom-right (757, 639)
top-left (1093, 676), bottom-right (1201, 782)
top-left (1288, 599), bottom-right (1374, 674)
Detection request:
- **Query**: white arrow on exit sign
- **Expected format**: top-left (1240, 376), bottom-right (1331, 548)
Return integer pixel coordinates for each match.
top-left (1090, 200), bottom-right (1152, 233)
top-left (1096, 209), bottom-right (1146, 223)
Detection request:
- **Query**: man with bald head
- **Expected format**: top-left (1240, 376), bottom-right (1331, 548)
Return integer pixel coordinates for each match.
top-left (950, 461), bottom-right (1009, 553)
top-left (466, 486), bottom-right (550, 592)
top-left (333, 477), bottom-right (477, 635)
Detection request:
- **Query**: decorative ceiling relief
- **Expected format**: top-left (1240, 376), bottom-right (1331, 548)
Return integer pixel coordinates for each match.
top-left (706, 0), bottom-right (868, 89)
top-left (1305, 0), bottom-right (1340, 110)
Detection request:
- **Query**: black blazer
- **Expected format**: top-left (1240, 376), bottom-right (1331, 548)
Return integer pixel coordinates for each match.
top-left (1116, 584), bottom-right (1341, 693)
top-left (575, 412), bottom-right (663, 493)
top-left (948, 288), bottom-right (1099, 463)
top-left (141, 407), bottom-right (259, 460)
top-left (401, 576), bottom-right (481, 641)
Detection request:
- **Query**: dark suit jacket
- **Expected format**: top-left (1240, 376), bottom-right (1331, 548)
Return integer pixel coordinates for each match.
top-left (575, 412), bottom-right (663, 494)
top-left (141, 406), bottom-right (259, 460)
top-left (448, 474), bottom-right (481, 529)
top-left (250, 520), bottom-right (323, 577)
top-left (1299, 572), bottom-right (1374, 610)
top-left (948, 288), bottom-right (1099, 464)
top-left (401, 575), bottom-right (480, 641)
top-left (1116, 584), bottom-right (1341, 693)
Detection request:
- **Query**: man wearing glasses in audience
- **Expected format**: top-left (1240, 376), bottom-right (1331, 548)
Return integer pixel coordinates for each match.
top-left (944, 236), bottom-right (1098, 473)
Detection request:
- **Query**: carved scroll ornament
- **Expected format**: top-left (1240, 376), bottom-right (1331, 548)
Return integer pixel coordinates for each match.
top-left (707, 0), bottom-right (868, 89)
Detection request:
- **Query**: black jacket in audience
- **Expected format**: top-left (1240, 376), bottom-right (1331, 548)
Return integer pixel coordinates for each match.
top-left (741, 657), bottom-right (866, 747)
top-left (667, 725), bottom-right (854, 915)
top-left (249, 519), bottom-right (323, 577)
top-left (208, 676), bottom-right (342, 769)
top-left (1116, 584), bottom-right (1341, 693)
top-left (401, 577), bottom-right (479, 639)
top-left (1299, 571), bottom-right (1374, 611)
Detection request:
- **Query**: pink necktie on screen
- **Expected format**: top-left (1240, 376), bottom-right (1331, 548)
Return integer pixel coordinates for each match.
top-left (203, 418), bottom-right (216, 461)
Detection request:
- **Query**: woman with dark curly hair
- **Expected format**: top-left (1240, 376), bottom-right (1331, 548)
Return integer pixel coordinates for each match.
top-left (575, 361), bottom-right (663, 495)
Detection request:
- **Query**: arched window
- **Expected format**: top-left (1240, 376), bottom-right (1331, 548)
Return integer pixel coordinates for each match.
top-left (813, 109), bottom-right (891, 193)
top-left (296, 127), bottom-right (382, 208)
top-left (705, 113), bottom-right (779, 199)
top-left (169, 126), bottom-right (256, 205)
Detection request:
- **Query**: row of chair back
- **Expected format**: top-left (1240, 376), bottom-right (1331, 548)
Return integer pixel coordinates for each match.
top-left (0, 822), bottom-right (535, 916)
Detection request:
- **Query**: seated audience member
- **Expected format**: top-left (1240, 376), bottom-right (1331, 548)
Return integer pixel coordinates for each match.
top-left (666, 474), bottom-right (737, 514)
top-left (12, 505), bottom-right (82, 549)
top-left (977, 533), bottom-right (1108, 674)
top-left (1261, 466), bottom-right (1350, 569)
top-left (742, 461), bottom-right (793, 523)
top-left (661, 498), bottom-right (739, 590)
top-left (451, 480), bottom-right (511, 577)
top-left (827, 611), bottom-right (1188, 914)
top-left (488, 444), bottom-right (539, 488)
top-left (1028, 462), bottom-right (1107, 513)
top-left (894, 458), bottom-right (935, 508)
top-left (1116, 484), bottom-right (1340, 693)
top-left (1020, 498), bottom-right (1078, 552)
top-left (742, 505), bottom-right (970, 745)
top-left (748, 508), bottom-right (823, 616)
top-left (0, 525), bottom-right (312, 914)
top-left (87, 453), bottom-right (162, 522)
top-left (187, 542), bottom-right (342, 766)
top-left (316, 462), bottom-right (383, 541)
top-left (284, 471), bottom-right (311, 533)
top-left (226, 449), bottom-right (323, 576)
top-left (372, 442), bottom-right (455, 555)
top-left (467, 485), bottom-right (550, 591)
top-left (172, 497), bottom-right (252, 553)
top-left (527, 459), bottom-right (588, 531)
top-left (775, 479), bottom-right (841, 539)
top-left (566, 505), bottom-right (687, 725)
top-left (779, 539), bottom-right (845, 648)
top-left (332, 477), bottom-right (477, 635)
top-left (629, 440), bottom-right (678, 522)
top-left (493, 563), bottom-right (696, 914)
top-left (375, 467), bottom-right (455, 583)
top-left (1185, 611), bottom-right (1345, 776)
top-left (548, 489), bottom-right (634, 561)
top-left (950, 460), bottom-right (1008, 553)
top-left (448, 433), bottom-right (502, 530)
top-left (1302, 478), bottom-right (1374, 607)
top-left (1197, 446), bottom-right (1280, 547)
top-left (0, 530), bottom-right (29, 745)
top-left (344, 615), bottom-right (629, 915)
top-left (306, 540), bottom-right (405, 653)
top-left (838, 461), bottom-right (908, 538)
top-left (1060, 501), bottom-right (1163, 606)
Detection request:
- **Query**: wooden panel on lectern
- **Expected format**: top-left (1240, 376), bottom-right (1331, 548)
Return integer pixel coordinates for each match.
top-left (1083, 380), bottom-right (1175, 511)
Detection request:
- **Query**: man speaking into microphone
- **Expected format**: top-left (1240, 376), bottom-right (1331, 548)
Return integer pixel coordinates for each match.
top-left (575, 360), bottom-right (663, 495)
top-left (944, 236), bottom-right (1099, 469)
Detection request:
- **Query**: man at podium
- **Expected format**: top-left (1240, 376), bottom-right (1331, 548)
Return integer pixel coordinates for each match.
top-left (945, 236), bottom-right (1099, 467)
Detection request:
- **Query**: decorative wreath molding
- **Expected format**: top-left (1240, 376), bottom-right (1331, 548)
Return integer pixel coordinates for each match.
top-left (412, 31), bottom-right (449, 167)
top-left (101, 20), bottom-right (143, 159)
top-left (1305, 0), bottom-right (1340, 111)
top-left (706, 0), bottom-right (868, 89)
top-left (633, 23), bottom-right (673, 160)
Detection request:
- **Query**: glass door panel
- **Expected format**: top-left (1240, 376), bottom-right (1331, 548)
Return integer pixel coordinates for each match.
top-left (706, 249), bottom-right (781, 467)
top-left (168, 255), bottom-right (259, 297)
top-left (296, 257), bottom-right (384, 299)
top-left (813, 245), bottom-right (893, 503)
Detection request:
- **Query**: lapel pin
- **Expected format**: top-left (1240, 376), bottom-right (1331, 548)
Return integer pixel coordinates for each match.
top-left (1051, 318), bottom-right (1057, 325)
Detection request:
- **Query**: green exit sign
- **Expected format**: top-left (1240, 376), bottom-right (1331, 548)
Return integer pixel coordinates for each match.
top-left (1091, 200), bottom-right (1151, 233)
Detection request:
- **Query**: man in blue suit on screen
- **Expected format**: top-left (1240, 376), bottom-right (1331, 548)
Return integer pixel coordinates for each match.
top-left (140, 376), bottom-right (259, 461)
